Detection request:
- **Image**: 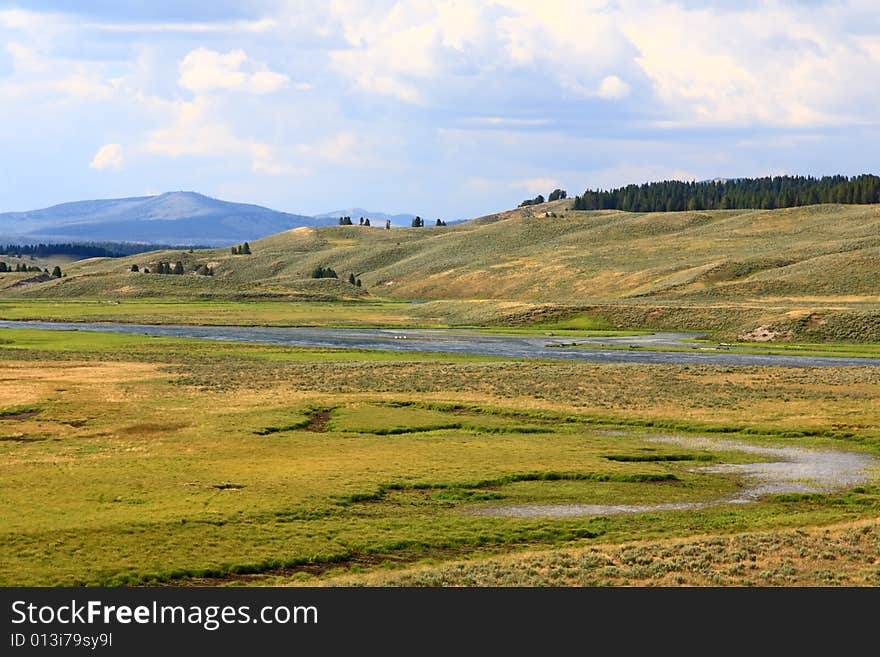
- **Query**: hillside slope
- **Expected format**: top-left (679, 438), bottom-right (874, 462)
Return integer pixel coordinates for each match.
top-left (5, 201), bottom-right (880, 338)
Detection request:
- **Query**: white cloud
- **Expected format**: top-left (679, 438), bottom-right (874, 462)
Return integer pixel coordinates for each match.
top-left (596, 75), bottom-right (630, 100)
top-left (143, 96), bottom-right (311, 177)
top-left (143, 97), bottom-right (234, 157)
top-left (618, 1), bottom-right (880, 126)
top-left (250, 144), bottom-right (311, 176)
top-left (85, 18), bottom-right (278, 33)
top-left (2, 41), bottom-right (117, 103)
top-left (512, 177), bottom-right (561, 195)
top-left (463, 117), bottom-right (550, 127)
top-left (178, 48), bottom-right (289, 94)
top-left (90, 143), bottom-right (124, 170)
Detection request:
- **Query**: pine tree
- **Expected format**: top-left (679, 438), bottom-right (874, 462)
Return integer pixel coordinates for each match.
top-left (51, 265), bottom-right (62, 278)
top-left (130, 264), bottom-right (139, 272)
top-left (349, 273), bottom-right (356, 285)
top-left (242, 242), bottom-right (251, 255)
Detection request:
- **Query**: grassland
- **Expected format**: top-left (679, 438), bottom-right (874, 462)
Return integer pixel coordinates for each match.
top-left (2, 202), bottom-right (880, 587)
top-left (3, 202), bottom-right (880, 343)
top-left (1, 327), bottom-right (879, 587)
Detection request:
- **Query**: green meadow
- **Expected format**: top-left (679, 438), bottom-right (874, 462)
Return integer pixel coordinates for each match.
top-left (1, 326), bottom-right (879, 586)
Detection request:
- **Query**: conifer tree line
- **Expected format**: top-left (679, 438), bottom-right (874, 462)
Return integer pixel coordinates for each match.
top-left (0, 261), bottom-right (61, 276)
top-left (230, 242), bottom-right (251, 255)
top-left (138, 261), bottom-right (213, 275)
top-left (147, 261), bottom-right (186, 275)
top-left (338, 216), bottom-right (372, 226)
top-left (573, 175), bottom-right (880, 212)
top-left (0, 261), bottom-right (41, 273)
top-left (0, 242), bottom-right (203, 259)
top-left (311, 266), bottom-right (338, 279)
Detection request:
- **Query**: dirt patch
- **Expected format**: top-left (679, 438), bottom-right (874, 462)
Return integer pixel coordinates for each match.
top-left (738, 324), bottom-right (792, 342)
top-left (11, 274), bottom-right (52, 287)
top-left (304, 409), bottom-right (331, 432)
top-left (0, 409), bottom-right (40, 421)
top-left (804, 313), bottom-right (827, 330)
top-left (120, 422), bottom-right (188, 436)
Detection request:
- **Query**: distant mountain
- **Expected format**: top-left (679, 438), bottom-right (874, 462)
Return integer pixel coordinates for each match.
top-left (0, 191), bottom-right (334, 246)
top-left (312, 208), bottom-right (419, 226)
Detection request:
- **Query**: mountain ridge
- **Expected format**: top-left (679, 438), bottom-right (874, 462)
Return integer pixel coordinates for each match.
top-left (0, 191), bottom-right (332, 246)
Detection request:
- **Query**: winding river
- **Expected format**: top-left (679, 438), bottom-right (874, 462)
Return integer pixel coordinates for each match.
top-left (2, 320), bottom-right (880, 368)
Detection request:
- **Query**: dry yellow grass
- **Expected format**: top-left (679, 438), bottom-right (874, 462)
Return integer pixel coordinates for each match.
top-left (316, 517), bottom-right (880, 587)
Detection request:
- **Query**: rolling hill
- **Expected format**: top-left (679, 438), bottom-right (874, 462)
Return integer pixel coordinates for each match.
top-left (0, 191), bottom-right (332, 246)
top-left (4, 199), bottom-right (880, 340)
top-left (312, 207), bottom-right (418, 226)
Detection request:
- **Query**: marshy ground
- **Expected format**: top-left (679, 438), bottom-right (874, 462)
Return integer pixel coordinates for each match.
top-left (1, 325), bottom-right (879, 586)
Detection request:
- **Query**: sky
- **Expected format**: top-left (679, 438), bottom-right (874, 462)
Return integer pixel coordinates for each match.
top-left (1, 1), bottom-right (878, 220)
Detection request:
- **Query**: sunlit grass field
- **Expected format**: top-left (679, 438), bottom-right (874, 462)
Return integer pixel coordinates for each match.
top-left (2, 327), bottom-right (879, 586)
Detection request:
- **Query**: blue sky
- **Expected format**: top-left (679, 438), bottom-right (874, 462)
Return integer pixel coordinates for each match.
top-left (1, 1), bottom-right (878, 220)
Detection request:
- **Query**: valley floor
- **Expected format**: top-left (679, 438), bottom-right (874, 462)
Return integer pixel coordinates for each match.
top-left (1, 324), bottom-right (879, 586)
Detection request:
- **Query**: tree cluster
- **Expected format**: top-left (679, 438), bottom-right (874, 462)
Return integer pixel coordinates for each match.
top-left (0, 262), bottom-right (45, 273)
top-left (230, 242), bottom-right (251, 255)
top-left (519, 189), bottom-right (568, 207)
top-left (339, 216), bottom-right (376, 226)
top-left (0, 241), bottom-right (204, 259)
top-left (311, 266), bottom-right (338, 279)
top-left (149, 261), bottom-right (186, 275)
top-left (519, 194), bottom-right (545, 207)
top-left (573, 175), bottom-right (880, 212)
top-left (411, 216), bottom-right (424, 227)
top-left (347, 273), bottom-right (362, 287)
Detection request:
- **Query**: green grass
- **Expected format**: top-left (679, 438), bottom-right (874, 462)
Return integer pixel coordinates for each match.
top-left (1, 326), bottom-right (879, 586)
top-left (688, 340), bottom-right (880, 359)
top-left (0, 299), bottom-right (442, 327)
top-left (562, 336), bottom-right (880, 359)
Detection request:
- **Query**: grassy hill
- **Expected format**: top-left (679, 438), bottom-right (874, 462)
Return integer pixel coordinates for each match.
top-left (4, 200), bottom-right (880, 340)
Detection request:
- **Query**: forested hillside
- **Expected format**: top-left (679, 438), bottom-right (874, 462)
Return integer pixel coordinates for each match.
top-left (574, 175), bottom-right (880, 212)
